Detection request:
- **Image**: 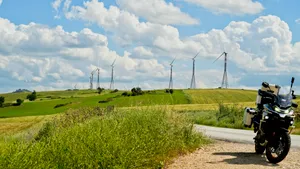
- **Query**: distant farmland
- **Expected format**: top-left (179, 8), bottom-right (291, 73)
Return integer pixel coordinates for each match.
top-left (0, 89), bottom-right (257, 118)
top-left (184, 89), bottom-right (257, 104)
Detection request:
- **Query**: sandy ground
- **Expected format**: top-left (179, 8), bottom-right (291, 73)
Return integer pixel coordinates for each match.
top-left (167, 141), bottom-right (300, 169)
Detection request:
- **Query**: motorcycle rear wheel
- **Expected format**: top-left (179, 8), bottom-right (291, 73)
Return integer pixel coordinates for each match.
top-left (266, 132), bottom-right (291, 164)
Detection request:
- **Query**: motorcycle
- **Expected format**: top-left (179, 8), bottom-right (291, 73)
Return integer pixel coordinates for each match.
top-left (243, 77), bottom-right (298, 164)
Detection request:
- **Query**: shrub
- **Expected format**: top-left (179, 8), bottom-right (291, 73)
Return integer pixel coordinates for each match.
top-left (165, 89), bottom-right (174, 94)
top-left (97, 87), bottom-right (104, 94)
top-left (0, 96), bottom-right (4, 107)
top-left (110, 89), bottom-right (119, 93)
top-left (99, 97), bottom-right (114, 104)
top-left (14, 99), bottom-right (24, 106)
top-left (121, 92), bottom-right (130, 97)
top-left (27, 91), bottom-right (37, 101)
top-left (131, 87), bottom-right (144, 96)
top-left (54, 102), bottom-right (72, 109)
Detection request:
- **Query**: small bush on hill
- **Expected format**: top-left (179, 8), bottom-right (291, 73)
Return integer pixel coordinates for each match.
top-left (110, 89), bottom-right (119, 93)
top-left (54, 102), bottom-right (72, 109)
top-left (121, 92), bottom-right (130, 97)
top-left (170, 89), bottom-right (174, 94)
top-left (98, 100), bottom-right (108, 103)
top-left (27, 91), bottom-right (37, 101)
top-left (131, 87), bottom-right (144, 96)
top-left (99, 97), bottom-right (114, 103)
top-left (97, 87), bottom-right (104, 94)
top-left (165, 89), bottom-right (174, 94)
top-left (14, 99), bottom-right (24, 106)
top-left (0, 96), bottom-right (4, 107)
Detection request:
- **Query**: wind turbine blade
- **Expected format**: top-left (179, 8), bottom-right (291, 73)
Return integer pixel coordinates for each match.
top-left (194, 50), bottom-right (201, 59)
top-left (111, 58), bottom-right (117, 66)
top-left (213, 52), bottom-right (225, 63)
top-left (170, 58), bottom-right (176, 65)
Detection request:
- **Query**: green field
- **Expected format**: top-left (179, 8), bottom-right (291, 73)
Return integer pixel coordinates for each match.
top-left (0, 90), bottom-right (98, 103)
top-left (184, 89), bottom-right (257, 104)
top-left (0, 90), bottom-right (190, 118)
top-left (0, 89), bottom-right (258, 118)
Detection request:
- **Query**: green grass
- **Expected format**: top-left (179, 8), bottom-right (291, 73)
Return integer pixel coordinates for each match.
top-left (184, 89), bottom-right (257, 104)
top-left (0, 107), bottom-right (210, 169)
top-left (0, 115), bottom-right (54, 136)
top-left (0, 90), bottom-right (188, 118)
top-left (0, 89), bottom-right (100, 103)
top-left (186, 103), bottom-right (247, 129)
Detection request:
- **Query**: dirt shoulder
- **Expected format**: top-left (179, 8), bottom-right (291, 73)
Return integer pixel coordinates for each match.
top-left (167, 141), bottom-right (300, 169)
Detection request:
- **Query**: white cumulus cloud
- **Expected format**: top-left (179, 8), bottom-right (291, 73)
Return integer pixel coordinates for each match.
top-left (116, 0), bottom-right (199, 25)
top-left (185, 0), bottom-right (264, 15)
top-left (0, 17), bottom-right (170, 92)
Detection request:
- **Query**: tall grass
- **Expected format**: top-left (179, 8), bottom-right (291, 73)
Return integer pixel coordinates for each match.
top-left (0, 107), bottom-right (209, 169)
top-left (187, 102), bottom-right (247, 129)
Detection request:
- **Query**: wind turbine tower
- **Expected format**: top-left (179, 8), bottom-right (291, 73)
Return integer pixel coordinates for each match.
top-left (190, 51), bottom-right (200, 89)
top-left (96, 68), bottom-right (100, 89)
top-left (89, 71), bottom-right (94, 90)
top-left (110, 58), bottom-right (116, 90)
top-left (169, 58), bottom-right (176, 89)
top-left (213, 51), bottom-right (228, 89)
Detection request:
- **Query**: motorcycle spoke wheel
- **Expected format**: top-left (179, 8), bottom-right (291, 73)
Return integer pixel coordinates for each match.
top-left (266, 132), bottom-right (291, 164)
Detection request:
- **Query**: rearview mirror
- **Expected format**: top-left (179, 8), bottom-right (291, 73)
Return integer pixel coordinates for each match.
top-left (262, 82), bottom-right (269, 88)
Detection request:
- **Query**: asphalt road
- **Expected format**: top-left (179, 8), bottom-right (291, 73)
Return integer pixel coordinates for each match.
top-left (195, 125), bottom-right (300, 148)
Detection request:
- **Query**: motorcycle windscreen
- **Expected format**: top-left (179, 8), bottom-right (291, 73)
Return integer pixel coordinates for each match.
top-left (276, 87), bottom-right (293, 108)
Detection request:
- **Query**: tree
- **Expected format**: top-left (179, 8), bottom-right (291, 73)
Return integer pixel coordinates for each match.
top-left (27, 90), bottom-right (37, 101)
top-left (131, 87), bottom-right (144, 96)
top-left (0, 96), bottom-right (4, 107)
top-left (15, 99), bottom-right (24, 106)
top-left (170, 89), bottom-right (174, 94)
top-left (97, 87), bottom-right (104, 94)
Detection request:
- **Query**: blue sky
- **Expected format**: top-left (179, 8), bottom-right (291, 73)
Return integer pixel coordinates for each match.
top-left (0, 0), bottom-right (300, 93)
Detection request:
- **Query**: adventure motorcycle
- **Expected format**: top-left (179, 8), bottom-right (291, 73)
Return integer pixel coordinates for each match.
top-left (243, 77), bottom-right (298, 164)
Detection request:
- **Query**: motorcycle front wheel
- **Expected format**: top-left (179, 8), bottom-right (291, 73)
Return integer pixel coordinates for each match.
top-left (255, 141), bottom-right (265, 154)
top-left (266, 132), bottom-right (291, 164)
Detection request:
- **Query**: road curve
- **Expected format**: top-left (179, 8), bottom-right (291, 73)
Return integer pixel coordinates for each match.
top-left (195, 125), bottom-right (300, 148)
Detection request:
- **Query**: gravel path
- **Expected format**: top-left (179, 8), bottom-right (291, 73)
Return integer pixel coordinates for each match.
top-left (167, 141), bottom-right (300, 169)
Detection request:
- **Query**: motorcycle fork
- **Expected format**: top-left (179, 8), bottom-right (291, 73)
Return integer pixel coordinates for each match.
top-left (289, 126), bottom-right (295, 134)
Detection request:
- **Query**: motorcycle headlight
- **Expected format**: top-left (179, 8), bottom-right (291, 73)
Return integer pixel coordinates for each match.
top-left (274, 106), bottom-right (281, 112)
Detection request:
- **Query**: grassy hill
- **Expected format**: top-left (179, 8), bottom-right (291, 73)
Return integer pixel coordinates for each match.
top-left (0, 90), bottom-right (190, 118)
top-left (0, 90), bottom-right (99, 103)
top-left (0, 89), bottom-right (259, 118)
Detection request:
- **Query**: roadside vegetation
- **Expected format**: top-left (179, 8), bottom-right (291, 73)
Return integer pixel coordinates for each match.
top-left (187, 102), bottom-right (300, 134)
top-left (0, 107), bottom-right (210, 169)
